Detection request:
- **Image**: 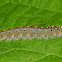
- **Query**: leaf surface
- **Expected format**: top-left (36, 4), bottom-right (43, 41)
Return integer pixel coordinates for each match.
top-left (0, 0), bottom-right (62, 62)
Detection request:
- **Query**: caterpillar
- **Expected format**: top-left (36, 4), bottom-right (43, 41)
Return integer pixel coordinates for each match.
top-left (0, 26), bottom-right (62, 40)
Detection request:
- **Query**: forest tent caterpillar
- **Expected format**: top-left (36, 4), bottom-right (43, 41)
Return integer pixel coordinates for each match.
top-left (0, 26), bottom-right (62, 40)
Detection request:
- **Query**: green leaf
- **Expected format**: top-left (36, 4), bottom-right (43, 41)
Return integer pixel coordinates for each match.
top-left (0, 0), bottom-right (62, 62)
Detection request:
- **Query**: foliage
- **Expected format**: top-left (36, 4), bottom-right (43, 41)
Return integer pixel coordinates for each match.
top-left (0, 0), bottom-right (62, 62)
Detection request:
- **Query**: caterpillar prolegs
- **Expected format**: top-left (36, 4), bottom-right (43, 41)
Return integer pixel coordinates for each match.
top-left (0, 26), bottom-right (62, 40)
